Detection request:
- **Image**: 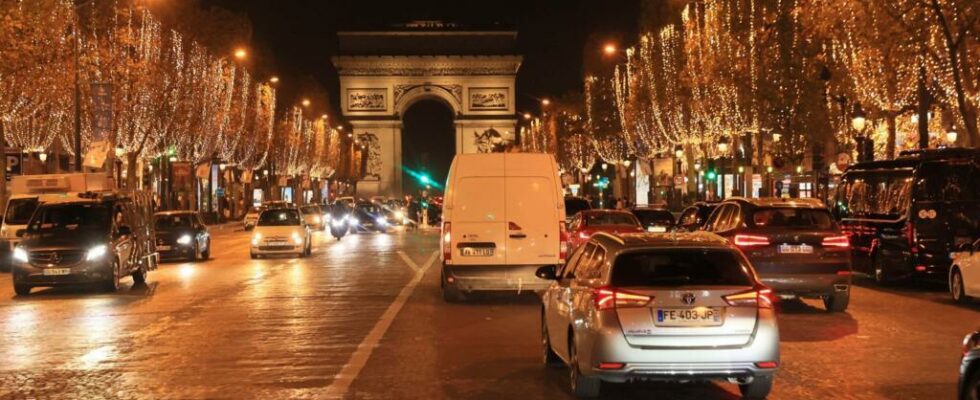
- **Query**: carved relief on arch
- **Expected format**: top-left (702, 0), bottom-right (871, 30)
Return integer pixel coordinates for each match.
top-left (393, 84), bottom-right (462, 115)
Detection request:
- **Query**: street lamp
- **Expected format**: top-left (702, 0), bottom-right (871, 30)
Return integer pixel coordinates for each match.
top-left (717, 137), bottom-right (730, 199)
top-left (541, 98), bottom-right (551, 107)
top-left (947, 130), bottom-right (958, 144)
top-left (269, 76), bottom-right (279, 84)
top-left (603, 43), bottom-right (617, 56)
top-left (38, 152), bottom-right (47, 162)
top-left (234, 47), bottom-right (248, 60)
top-left (301, 98), bottom-right (311, 107)
top-left (852, 105), bottom-right (867, 162)
top-left (523, 113), bottom-right (532, 120)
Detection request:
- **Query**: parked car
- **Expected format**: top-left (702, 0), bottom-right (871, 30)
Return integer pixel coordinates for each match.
top-left (300, 205), bottom-right (326, 230)
top-left (351, 201), bottom-right (389, 233)
top-left (630, 207), bottom-right (675, 232)
top-left (564, 196), bottom-right (592, 224)
top-left (675, 201), bottom-right (720, 232)
top-left (962, 329), bottom-right (980, 400)
top-left (243, 206), bottom-right (261, 230)
top-left (832, 148), bottom-right (980, 284)
top-left (950, 239), bottom-right (980, 303)
top-left (440, 153), bottom-right (567, 301)
top-left (154, 211), bottom-right (211, 261)
top-left (12, 192), bottom-right (158, 295)
top-left (567, 210), bottom-right (644, 249)
top-left (250, 208), bottom-right (311, 259)
top-left (537, 231), bottom-right (779, 399)
top-left (703, 197), bottom-right (852, 312)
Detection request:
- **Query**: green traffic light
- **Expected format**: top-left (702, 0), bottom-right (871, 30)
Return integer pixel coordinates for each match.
top-left (706, 171), bottom-right (717, 180)
top-left (420, 175), bottom-right (431, 185)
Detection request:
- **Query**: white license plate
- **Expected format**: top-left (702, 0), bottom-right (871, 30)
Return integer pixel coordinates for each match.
top-left (460, 247), bottom-right (494, 257)
top-left (655, 307), bottom-right (723, 327)
top-left (647, 226), bottom-right (667, 233)
top-left (42, 268), bottom-right (71, 276)
top-left (156, 245), bottom-right (172, 251)
top-left (269, 241), bottom-right (287, 246)
top-left (778, 244), bottom-right (813, 254)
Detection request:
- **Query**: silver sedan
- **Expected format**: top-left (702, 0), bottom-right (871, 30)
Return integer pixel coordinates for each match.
top-left (537, 231), bottom-right (779, 399)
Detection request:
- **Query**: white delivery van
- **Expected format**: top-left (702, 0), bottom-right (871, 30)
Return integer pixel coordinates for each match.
top-left (440, 153), bottom-right (567, 301)
top-left (1, 174), bottom-right (112, 271)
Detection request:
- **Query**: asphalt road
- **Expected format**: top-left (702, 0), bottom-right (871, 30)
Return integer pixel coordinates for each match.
top-left (0, 227), bottom-right (977, 399)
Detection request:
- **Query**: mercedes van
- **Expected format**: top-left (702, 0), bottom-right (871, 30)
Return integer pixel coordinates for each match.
top-left (440, 153), bottom-right (567, 301)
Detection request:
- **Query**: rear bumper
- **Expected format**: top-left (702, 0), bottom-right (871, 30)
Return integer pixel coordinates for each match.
top-left (443, 264), bottom-right (553, 292)
top-left (759, 273), bottom-right (851, 298)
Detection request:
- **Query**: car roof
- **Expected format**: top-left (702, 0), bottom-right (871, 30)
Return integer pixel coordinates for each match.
top-left (581, 209), bottom-right (633, 215)
top-left (590, 231), bottom-right (732, 252)
top-left (721, 197), bottom-right (826, 209)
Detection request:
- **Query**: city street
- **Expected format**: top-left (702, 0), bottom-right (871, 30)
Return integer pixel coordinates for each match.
top-left (0, 228), bottom-right (976, 400)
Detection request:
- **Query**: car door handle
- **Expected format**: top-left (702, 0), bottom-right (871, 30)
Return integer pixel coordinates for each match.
top-left (509, 233), bottom-right (527, 239)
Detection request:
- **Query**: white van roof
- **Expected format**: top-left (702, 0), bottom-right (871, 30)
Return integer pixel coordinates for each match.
top-left (452, 153), bottom-right (558, 177)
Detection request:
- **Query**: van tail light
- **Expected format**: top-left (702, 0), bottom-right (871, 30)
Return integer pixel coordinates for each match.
top-left (559, 222), bottom-right (568, 262)
top-left (593, 287), bottom-right (653, 311)
top-left (903, 223), bottom-right (917, 254)
top-left (723, 288), bottom-right (774, 309)
top-left (822, 235), bottom-right (850, 248)
top-left (734, 234), bottom-right (770, 247)
top-left (441, 222), bottom-right (452, 262)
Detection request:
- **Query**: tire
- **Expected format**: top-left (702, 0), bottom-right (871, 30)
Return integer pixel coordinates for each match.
top-left (102, 259), bottom-right (120, 292)
top-left (964, 369), bottom-right (980, 400)
top-left (13, 284), bottom-right (31, 296)
top-left (250, 252), bottom-right (258, 259)
top-left (952, 268), bottom-right (970, 304)
top-left (739, 374), bottom-right (774, 400)
top-left (823, 291), bottom-right (850, 312)
top-left (542, 313), bottom-right (562, 368)
top-left (872, 255), bottom-right (892, 285)
top-left (200, 240), bottom-right (211, 260)
top-left (188, 244), bottom-right (200, 262)
top-left (132, 266), bottom-right (147, 284)
top-left (441, 269), bottom-right (466, 302)
top-left (568, 334), bottom-right (600, 398)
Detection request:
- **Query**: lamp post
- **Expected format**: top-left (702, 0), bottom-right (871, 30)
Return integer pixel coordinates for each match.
top-left (717, 136), bottom-right (730, 199)
top-left (694, 161), bottom-right (702, 201)
top-left (852, 105), bottom-right (868, 162)
top-left (674, 145), bottom-right (684, 207)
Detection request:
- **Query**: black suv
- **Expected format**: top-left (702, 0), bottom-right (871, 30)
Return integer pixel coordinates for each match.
top-left (702, 197), bottom-right (852, 312)
top-left (12, 193), bottom-right (156, 295)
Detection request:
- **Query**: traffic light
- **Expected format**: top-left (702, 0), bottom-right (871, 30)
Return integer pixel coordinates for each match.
top-left (706, 160), bottom-right (717, 181)
top-left (419, 174), bottom-right (431, 185)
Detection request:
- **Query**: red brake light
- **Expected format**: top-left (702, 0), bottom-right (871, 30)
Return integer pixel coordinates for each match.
top-left (822, 235), bottom-right (850, 248)
top-left (597, 362), bottom-right (625, 370)
top-left (755, 361), bottom-right (779, 369)
top-left (442, 222), bottom-right (452, 261)
top-left (724, 288), bottom-right (774, 309)
top-left (734, 234), bottom-right (770, 247)
top-left (594, 287), bottom-right (652, 311)
top-left (903, 223), bottom-right (917, 253)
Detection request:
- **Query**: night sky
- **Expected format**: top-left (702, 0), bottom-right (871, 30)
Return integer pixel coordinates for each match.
top-left (199, 0), bottom-right (640, 190)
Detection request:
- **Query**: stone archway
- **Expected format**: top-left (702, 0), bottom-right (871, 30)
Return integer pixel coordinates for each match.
top-left (332, 22), bottom-right (522, 197)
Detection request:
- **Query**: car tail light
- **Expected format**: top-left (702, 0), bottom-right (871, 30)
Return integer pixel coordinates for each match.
top-left (734, 234), bottom-right (770, 247)
top-left (559, 222), bottom-right (568, 262)
top-left (822, 235), bottom-right (850, 248)
top-left (903, 222), bottom-right (917, 254)
top-left (597, 362), bottom-right (625, 370)
top-left (442, 222), bottom-right (452, 262)
top-left (593, 287), bottom-right (653, 311)
top-left (723, 288), bottom-right (774, 309)
top-left (755, 361), bottom-right (779, 369)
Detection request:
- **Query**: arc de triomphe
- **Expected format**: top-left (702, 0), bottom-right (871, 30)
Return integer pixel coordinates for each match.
top-left (332, 22), bottom-right (522, 197)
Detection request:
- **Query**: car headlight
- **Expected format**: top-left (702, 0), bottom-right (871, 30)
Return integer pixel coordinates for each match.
top-left (376, 217), bottom-right (387, 226)
top-left (177, 234), bottom-right (193, 245)
top-left (86, 244), bottom-right (108, 261)
top-left (252, 233), bottom-right (262, 246)
top-left (292, 232), bottom-right (303, 244)
top-left (394, 211), bottom-right (404, 219)
top-left (12, 247), bottom-right (28, 263)
top-left (313, 216), bottom-right (321, 224)
top-left (331, 219), bottom-right (344, 227)
top-left (350, 217), bottom-right (359, 225)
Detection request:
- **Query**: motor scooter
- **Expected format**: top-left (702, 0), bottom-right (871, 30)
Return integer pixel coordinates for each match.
top-left (329, 215), bottom-right (349, 240)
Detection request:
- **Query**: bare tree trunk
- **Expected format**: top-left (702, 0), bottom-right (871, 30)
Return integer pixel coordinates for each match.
top-left (928, 0), bottom-right (980, 147)
top-left (917, 66), bottom-right (931, 149)
top-left (885, 112), bottom-right (897, 159)
top-left (126, 152), bottom-right (138, 189)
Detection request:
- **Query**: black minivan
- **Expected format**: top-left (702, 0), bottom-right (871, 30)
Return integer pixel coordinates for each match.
top-left (832, 148), bottom-right (980, 284)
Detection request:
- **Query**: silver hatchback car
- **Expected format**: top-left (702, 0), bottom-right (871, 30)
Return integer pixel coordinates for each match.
top-left (537, 231), bottom-right (779, 399)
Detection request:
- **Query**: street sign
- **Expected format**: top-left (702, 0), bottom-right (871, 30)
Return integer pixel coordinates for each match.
top-left (215, 187), bottom-right (225, 197)
top-left (5, 150), bottom-right (23, 181)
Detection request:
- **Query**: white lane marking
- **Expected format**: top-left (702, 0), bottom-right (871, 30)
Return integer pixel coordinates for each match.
top-left (397, 251), bottom-right (419, 272)
top-left (322, 250), bottom-right (438, 398)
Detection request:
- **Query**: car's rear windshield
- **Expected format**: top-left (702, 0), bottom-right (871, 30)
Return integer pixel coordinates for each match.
top-left (155, 215), bottom-right (193, 229)
top-left (611, 249), bottom-right (753, 287)
top-left (27, 203), bottom-right (111, 233)
top-left (301, 206), bottom-right (319, 214)
top-left (584, 212), bottom-right (638, 226)
top-left (632, 210), bottom-right (674, 226)
top-left (4, 197), bottom-right (39, 225)
top-left (565, 198), bottom-right (591, 217)
top-left (257, 209), bottom-right (301, 226)
top-left (750, 207), bottom-right (834, 229)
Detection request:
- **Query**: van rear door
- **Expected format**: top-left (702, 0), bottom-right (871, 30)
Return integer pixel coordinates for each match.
top-left (450, 176), bottom-right (507, 265)
top-left (505, 177), bottom-right (559, 265)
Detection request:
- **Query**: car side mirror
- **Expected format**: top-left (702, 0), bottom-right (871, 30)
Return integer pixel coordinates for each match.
top-left (15, 229), bottom-right (26, 238)
top-left (117, 225), bottom-right (132, 237)
top-left (535, 265), bottom-right (557, 280)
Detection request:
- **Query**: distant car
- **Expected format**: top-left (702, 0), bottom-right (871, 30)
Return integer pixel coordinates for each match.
top-left (300, 205), bottom-right (326, 230)
top-left (567, 210), bottom-right (644, 249)
top-left (564, 196), bottom-right (592, 224)
top-left (243, 206), bottom-right (261, 230)
top-left (961, 329), bottom-right (980, 400)
top-left (351, 202), bottom-right (389, 233)
top-left (537, 232), bottom-right (779, 399)
top-left (702, 197), bottom-right (852, 312)
top-left (261, 200), bottom-right (292, 210)
top-left (950, 239), bottom-right (980, 303)
top-left (250, 208), bottom-right (311, 259)
top-left (630, 207), bottom-right (675, 232)
top-left (675, 201), bottom-right (719, 232)
top-left (154, 211), bottom-right (210, 261)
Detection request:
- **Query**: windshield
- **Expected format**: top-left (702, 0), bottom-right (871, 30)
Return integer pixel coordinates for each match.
top-left (257, 209), bottom-right (301, 226)
top-left (27, 203), bottom-right (111, 234)
top-left (633, 210), bottom-right (674, 226)
top-left (301, 206), bottom-right (319, 214)
top-left (4, 197), bottom-right (39, 225)
top-left (611, 249), bottom-right (753, 287)
top-left (357, 205), bottom-right (380, 214)
top-left (155, 215), bottom-right (194, 229)
top-left (565, 198), bottom-right (591, 218)
top-left (584, 212), bottom-right (639, 227)
top-left (751, 207), bottom-right (834, 230)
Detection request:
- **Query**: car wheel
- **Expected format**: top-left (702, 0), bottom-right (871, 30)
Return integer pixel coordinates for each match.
top-left (542, 313), bottom-right (562, 368)
top-left (964, 369), bottom-right (980, 400)
top-left (200, 239), bottom-right (211, 260)
top-left (952, 268), bottom-right (969, 304)
top-left (873, 255), bottom-right (892, 285)
top-left (13, 284), bottom-right (32, 296)
top-left (739, 374), bottom-right (774, 400)
top-left (568, 334), bottom-right (600, 398)
top-left (250, 252), bottom-right (259, 259)
top-left (189, 244), bottom-right (200, 262)
top-left (102, 259), bottom-right (120, 292)
top-left (823, 291), bottom-right (849, 312)
top-left (132, 266), bottom-right (147, 284)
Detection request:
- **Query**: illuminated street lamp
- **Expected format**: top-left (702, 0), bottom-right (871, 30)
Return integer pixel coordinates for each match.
top-left (674, 145), bottom-right (684, 159)
top-left (269, 76), bottom-right (280, 84)
top-left (541, 98), bottom-right (551, 107)
top-left (947, 130), bottom-right (958, 144)
top-left (603, 43), bottom-right (617, 55)
top-left (523, 113), bottom-right (532, 120)
top-left (38, 153), bottom-right (48, 162)
top-left (301, 98), bottom-right (311, 107)
top-left (233, 47), bottom-right (247, 60)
